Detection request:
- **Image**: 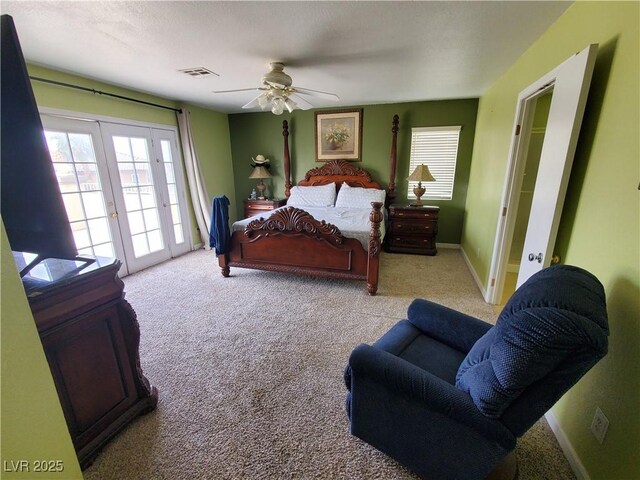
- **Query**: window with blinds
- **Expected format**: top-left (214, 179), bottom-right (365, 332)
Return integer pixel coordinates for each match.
top-left (408, 126), bottom-right (461, 200)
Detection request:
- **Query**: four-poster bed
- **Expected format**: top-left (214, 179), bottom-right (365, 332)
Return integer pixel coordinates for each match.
top-left (218, 115), bottom-right (400, 295)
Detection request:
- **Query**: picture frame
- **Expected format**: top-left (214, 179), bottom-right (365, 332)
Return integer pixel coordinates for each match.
top-left (315, 109), bottom-right (363, 162)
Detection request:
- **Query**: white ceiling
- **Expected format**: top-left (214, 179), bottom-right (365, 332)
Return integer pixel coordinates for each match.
top-left (1, 1), bottom-right (572, 114)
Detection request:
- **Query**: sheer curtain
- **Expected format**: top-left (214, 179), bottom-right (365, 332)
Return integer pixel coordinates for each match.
top-left (177, 109), bottom-right (211, 246)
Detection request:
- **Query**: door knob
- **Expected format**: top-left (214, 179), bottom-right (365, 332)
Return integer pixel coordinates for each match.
top-left (528, 252), bottom-right (543, 263)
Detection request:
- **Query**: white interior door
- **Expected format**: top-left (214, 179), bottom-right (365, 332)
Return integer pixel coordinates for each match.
top-left (487, 44), bottom-right (598, 303)
top-left (516, 45), bottom-right (598, 287)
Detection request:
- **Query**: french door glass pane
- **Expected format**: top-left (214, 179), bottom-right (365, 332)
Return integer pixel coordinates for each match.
top-left (68, 133), bottom-right (96, 163)
top-left (44, 130), bottom-right (116, 258)
top-left (113, 136), bottom-right (165, 257)
top-left (93, 243), bottom-right (115, 258)
top-left (160, 139), bottom-right (184, 244)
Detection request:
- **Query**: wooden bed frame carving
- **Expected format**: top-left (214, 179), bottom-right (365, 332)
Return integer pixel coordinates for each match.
top-left (245, 207), bottom-right (344, 247)
top-left (219, 116), bottom-right (399, 295)
top-left (300, 160), bottom-right (374, 187)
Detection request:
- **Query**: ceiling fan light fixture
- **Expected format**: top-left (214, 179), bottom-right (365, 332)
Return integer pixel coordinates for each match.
top-left (284, 97), bottom-right (297, 113)
top-left (216, 62), bottom-right (337, 114)
top-left (271, 96), bottom-right (285, 115)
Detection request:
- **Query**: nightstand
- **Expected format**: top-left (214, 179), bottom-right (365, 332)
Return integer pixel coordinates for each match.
top-left (243, 198), bottom-right (287, 218)
top-left (386, 204), bottom-right (440, 255)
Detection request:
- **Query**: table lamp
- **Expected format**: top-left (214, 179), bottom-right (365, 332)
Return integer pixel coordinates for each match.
top-left (249, 165), bottom-right (272, 200)
top-left (407, 164), bottom-right (435, 206)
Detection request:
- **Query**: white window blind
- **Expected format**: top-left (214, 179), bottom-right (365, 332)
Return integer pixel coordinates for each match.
top-left (408, 126), bottom-right (461, 201)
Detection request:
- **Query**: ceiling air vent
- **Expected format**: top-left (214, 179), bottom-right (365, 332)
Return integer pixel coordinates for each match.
top-left (179, 67), bottom-right (219, 78)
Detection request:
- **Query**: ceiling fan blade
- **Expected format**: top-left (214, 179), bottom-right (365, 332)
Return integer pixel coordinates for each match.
top-left (288, 93), bottom-right (313, 110)
top-left (213, 87), bottom-right (260, 94)
top-left (242, 93), bottom-right (266, 109)
top-left (293, 87), bottom-right (340, 102)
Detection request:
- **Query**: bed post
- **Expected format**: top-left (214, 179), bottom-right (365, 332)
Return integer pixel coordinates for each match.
top-left (219, 255), bottom-right (230, 277)
top-left (387, 114), bottom-right (399, 206)
top-left (283, 120), bottom-right (292, 198)
top-left (367, 202), bottom-right (384, 296)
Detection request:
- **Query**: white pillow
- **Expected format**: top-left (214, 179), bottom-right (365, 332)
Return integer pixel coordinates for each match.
top-left (335, 182), bottom-right (386, 208)
top-left (287, 182), bottom-right (336, 208)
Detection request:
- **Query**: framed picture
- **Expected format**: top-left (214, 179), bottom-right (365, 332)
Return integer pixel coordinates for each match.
top-left (315, 109), bottom-right (363, 162)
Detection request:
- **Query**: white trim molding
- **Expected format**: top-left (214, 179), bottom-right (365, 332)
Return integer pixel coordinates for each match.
top-left (545, 411), bottom-right (591, 480)
top-left (460, 246), bottom-right (489, 302)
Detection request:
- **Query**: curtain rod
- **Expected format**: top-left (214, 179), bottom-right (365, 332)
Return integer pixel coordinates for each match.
top-left (29, 76), bottom-right (182, 114)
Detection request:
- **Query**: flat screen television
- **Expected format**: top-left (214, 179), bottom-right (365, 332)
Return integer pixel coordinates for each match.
top-left (1, 14), bottom-right (77, 259)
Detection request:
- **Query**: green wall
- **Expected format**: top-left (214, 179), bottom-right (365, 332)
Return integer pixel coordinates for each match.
top-left (28, 65), bottom-right (179, 126)
top-left (461, 2), bottom-right (639, 478)
top-left (27, 65), bottom-right (237, 235)
top-left (1, 221), bottom-right (83, 479)
top-left (228, 99), bottom-right (478, 244)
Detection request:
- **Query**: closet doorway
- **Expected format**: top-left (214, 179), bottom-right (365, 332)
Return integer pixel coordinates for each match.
top-left (500, 91), bottom-right (552, 303)
top-left (41, 114), bottom-right (191, 275)
top-left (487, 44), bottom-right (598, 305)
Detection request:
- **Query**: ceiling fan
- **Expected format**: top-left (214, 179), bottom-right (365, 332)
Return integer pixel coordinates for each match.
top-left (213, 62), bottom-right (339, 115)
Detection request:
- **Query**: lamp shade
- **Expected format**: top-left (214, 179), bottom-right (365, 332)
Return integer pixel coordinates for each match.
top-left (407, 164), bottom-right (435, 182)
top-left (249, 165), bottom-right (272, 179)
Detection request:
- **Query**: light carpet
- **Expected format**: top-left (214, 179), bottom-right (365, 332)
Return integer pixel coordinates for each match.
top-left (84, 249), bottom-right (575, 480)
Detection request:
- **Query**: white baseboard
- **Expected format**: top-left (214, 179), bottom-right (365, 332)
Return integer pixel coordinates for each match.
top-left (193, 242), bottom-right (204, 250)
top-left (437, 243), bottom-right (460, 249)
top-left (460, 246), bottom-right (489, 302)
top-left (545, 411), bottom-right (590, 480)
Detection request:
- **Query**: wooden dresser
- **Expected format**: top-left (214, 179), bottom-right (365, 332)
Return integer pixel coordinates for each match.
top-left (243, 198), bottom-right (287, 218)
top-left (25, 256), bottom-right (157, 468)
top-left (386, 204), bottom-right (440, 255)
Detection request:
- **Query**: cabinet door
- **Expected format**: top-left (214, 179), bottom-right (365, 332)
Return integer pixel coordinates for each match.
top-left (41, 304), bottom-right (137, 449)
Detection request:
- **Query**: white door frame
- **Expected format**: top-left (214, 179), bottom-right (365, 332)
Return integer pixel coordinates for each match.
top-left (486, 44), bottom-right (598, 304)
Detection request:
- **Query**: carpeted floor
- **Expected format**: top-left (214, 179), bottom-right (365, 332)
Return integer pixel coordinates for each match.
top-left (84, 249), bottom-right (576, 480)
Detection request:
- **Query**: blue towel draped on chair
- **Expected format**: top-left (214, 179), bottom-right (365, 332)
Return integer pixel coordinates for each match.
top-left (209, 195), bottom-right (230, 257)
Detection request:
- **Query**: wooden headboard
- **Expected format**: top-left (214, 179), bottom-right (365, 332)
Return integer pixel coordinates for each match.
top-left (298, 160), bottom-right (381, 190)
top-left (281, 115), bottom-right (399, 199)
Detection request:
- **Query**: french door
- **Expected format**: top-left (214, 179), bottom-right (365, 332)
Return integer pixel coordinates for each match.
top-left (42, 115), bottom-right (191, 275)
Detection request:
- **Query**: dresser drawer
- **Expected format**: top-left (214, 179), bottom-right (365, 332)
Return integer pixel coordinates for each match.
top-left (390, 220), bottom-right (436, 235)
top-left (388, 235), bottom-right (436, 250)
top-left (244, 199), bottom-right (287, 218)
top-left (390, 208), bottom-right (438, 220)
top-left (245, 206), bottom-right (275, 218)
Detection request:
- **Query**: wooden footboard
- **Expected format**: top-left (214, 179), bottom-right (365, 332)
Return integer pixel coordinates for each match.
top-left (219, 203), bottom-right (383, 295)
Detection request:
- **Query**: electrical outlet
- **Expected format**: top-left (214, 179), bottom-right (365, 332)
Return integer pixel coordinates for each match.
top-left (590, 406), bottom-right (609, 444)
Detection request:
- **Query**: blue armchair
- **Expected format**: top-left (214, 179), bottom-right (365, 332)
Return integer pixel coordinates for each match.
top-left (344, 265), bottom-right (609, 480)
